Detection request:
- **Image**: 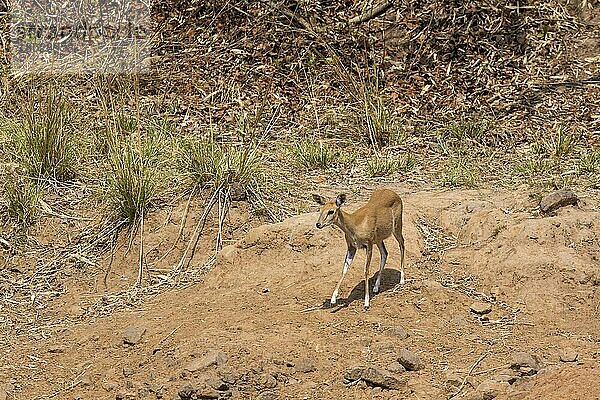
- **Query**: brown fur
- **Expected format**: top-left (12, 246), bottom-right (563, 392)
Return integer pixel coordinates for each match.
top-left (313, 189), bottom-right (405, 309)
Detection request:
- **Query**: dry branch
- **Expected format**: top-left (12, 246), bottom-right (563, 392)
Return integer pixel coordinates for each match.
top-left (349, 1), bottom-right (394, 24)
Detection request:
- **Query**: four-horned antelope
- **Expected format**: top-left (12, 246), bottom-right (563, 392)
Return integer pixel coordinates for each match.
top-left (313, 189), bottom-right (405, 309)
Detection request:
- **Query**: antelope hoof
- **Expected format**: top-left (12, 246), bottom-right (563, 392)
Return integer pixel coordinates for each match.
top-left (373, 283), bottom-right (380, 294)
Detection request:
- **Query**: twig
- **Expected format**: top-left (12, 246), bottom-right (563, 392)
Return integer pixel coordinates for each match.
top-left (175, 186), bottom-right (221, 272)
top-left (102, 229), bottom-right (119, 290)
top-left (301, 306), bottom-right (322, 313)
top-left (0, 237), bottom-right (11, 250)
top-left (349, 0), bottom-right (394, 24)
top-left (264, 0), bottom-right (315, 34)
top-left (136, 209), bottom-right (145, 287)
top-left (215, 187), bottom-right (230, 252)
top-left (158, 323), bottom-right (183, 345)
top-left (449, 353), bottom-right (488, 399)
top-left (472, 364), bottom-right (509, 376)
top-left (158, 185), bottom-right (197, 262)
top-left (38, 199), bottom-right (95, 221)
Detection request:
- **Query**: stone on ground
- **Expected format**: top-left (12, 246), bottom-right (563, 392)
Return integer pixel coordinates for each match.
top-left (123, 325), bottom-right (147, 346)
top-left (540, 189), bottom-right (578, 213)
top-left (397, 348), bottom-right (425, 371)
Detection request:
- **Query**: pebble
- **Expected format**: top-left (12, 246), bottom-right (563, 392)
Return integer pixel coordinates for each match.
top-left (294, 358), bottom-right (316, 373)
top-left (540, 189), bottom-right (578, 214)
top-left (102, 381), bottom-right (118, 392)
top-left (178, 383), bottom-right (196, 400)
top-left (344, 365), bottom-right (407, 390)
top-left (470, 302), bottom-right (492, 315)
top-left (47, 345), bottom-right (66, 354)
top-left (510, 351), bottom-right (543, 377)
top-left (385, 326), bottom-right (410, 340)
top-left (386, 361), bottom-right (406, 374)
top-left (559, 347), bottom-right (578, 363)
top-left (397, 348), bottom-right (425, 371)
top-left (184, 350), bottom-right (228, 372)
top-left (256, 390), bottom-right (278, 400)
top-left (372, 341), bottom-right (395, 355)
top-left (472, 378), bottom-right (510, 400)
top-left (123, 325), bottom-right (147, 346)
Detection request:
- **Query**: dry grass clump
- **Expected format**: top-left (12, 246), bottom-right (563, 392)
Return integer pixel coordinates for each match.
top-left (8, 91), bottom-right (77, 182)
top-left (102, 119), bottom-right (173, 225)
top-left (178, 139), bottom-right (263, 193)
top-left (291, 139), bottom-right (336, 170)
top-left (3, 174), bottom-right (40, 228)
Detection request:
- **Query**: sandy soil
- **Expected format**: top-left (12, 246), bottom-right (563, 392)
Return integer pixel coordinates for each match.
top-left (1, 186), bottom-right (599, 400)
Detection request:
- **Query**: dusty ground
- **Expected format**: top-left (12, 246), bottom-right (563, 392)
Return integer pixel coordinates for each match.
top-left (1, 185), bottom-right (600, 399)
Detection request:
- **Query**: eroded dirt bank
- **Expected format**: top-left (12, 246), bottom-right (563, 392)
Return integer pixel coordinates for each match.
top-left (2, 187), bottom-right (599, 399)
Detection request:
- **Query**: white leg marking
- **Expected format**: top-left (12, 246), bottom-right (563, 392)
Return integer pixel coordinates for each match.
top-left (330, 289), bottom-right (338, 305)
top-left (330, 250), bottom-right (355, 305)
top-left (400, 270), bottom-right (405, 285)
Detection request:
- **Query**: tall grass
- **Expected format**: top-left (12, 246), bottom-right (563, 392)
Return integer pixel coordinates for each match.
top-left (4, 174), bottom-right (40, 227)
top-left (292, 139), bottom-right (335, 170)
top-left (10, 92), bottom-right (77, 181)
top-left (178, 139), bottom-right (263, 191)
top-left (104, 126), bottom-right (168, 224)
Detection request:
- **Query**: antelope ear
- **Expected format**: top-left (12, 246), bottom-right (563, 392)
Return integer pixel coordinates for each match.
top-left (336, 193), bottom-right (347, 207)
top-left (312, 194), bottom-right (327, 205)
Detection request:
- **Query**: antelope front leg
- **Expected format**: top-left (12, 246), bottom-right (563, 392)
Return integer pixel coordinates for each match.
top-left (330, 246), bottom-right (356, 306)
top-left (364, 244), bottom-right (373, 309)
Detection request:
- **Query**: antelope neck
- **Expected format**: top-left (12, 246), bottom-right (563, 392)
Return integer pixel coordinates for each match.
top-left (334, 209), bottom-right (361, 246)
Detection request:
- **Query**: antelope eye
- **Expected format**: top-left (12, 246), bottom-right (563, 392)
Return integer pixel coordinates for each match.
top-left (327, 210), bottom-right (334, 215)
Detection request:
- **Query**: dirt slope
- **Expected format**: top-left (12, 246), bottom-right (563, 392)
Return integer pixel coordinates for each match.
top-left (2, 187), bottom-right (599, 400)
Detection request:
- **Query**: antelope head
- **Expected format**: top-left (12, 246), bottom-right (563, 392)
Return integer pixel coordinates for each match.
top-left (312, 193), bottom-right (346, 229)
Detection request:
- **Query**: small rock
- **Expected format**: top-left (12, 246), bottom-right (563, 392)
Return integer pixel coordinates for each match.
top-left (102, 381), bottom-right (118, 392)
top-left (197, 384), bottom-right (219, 399)
top-left (386, 361), bottom-right (406, 374)
top-left (444, 370), bottom-right (463, 388)
top-left (385, 326), bottom-right (410, 340)
top-left (472, 378), bottom-right (509, 400)
top-left (493, 369), bottom-right (519, 384)
top-left (123, 367), bottom-right (134, 377)
top-left (48, 345), bottom-right (66, 354)
top-left (178, 383), bottom-right (196, 400)
top-left (540, 189), bottom-right (578, 214)
top-left (259, 373), bottom-right (278, 389)
top-left (372, 341), bottom-right (395, 355)
top-left (219, 371), bottom-right (237, 385)
top-left (397, 349), bottom-right (425, 371)
top-left (256, 390), bottom-right (278, 400)
top-left (344, 365), bottom-right (407, 390)
top-left (510, 352), bottom-right (542, 373)
top-left (518, 367), bottom-right (537, 376)
top-left (184, 350), bottom-right (228, 372)
top-left (123, 325), bottom-right (147, 346)
top-left (294, 358), bottom-right (316, 373)
top-left (115, 391), bottom-right (136, 400)
top-left (559, 347), bottom-right (578, 363)
top-left (470, 302), bottom-right (492, 315)
top-left (80, 375), bottom-right (93, 387)
top-left (210, 380), bottom-right (229, 392)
